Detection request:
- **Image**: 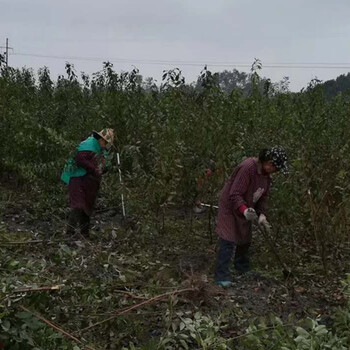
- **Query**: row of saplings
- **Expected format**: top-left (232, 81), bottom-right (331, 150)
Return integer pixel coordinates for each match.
top-left (61, 128), bottom-right (288, 286)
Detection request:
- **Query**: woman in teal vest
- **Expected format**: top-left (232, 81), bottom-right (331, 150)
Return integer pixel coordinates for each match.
top-left (61, 128), bottom-right (115, 236)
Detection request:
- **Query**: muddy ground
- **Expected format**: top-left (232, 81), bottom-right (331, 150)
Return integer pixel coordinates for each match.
top-left (0, 187), bottom-right (349, 347)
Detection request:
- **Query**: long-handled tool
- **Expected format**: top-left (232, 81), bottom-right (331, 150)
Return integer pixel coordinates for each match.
top-left (109, 144), bottom-right (126, 218)
top-left (116, 152), bottom-right (126, 218)
top-left (193, 202), bottom-right (218, 213)
top-left (200, 203), bottom-right (218, 209)
top-left (256, 223), bottom-right (293, 279)
top-left (201, 203), bottom-right (293, 278)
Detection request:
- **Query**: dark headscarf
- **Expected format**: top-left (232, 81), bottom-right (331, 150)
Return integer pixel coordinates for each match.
top-left (260, 146), bottom-right (288, 174)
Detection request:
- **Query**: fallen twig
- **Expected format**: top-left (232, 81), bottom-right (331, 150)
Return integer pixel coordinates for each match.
top-left (0, 238), bottom-right (74, 246)
top-left (80, 287), bottom-right (196, 333)
top-left (13, 285), bottom-right (63, 293)
top-left (0, 240), bottom-right (44, 245)
top-left (19, 305), bottom-right (96, 350)
top-left (113, 290), bottom-right (148, 300)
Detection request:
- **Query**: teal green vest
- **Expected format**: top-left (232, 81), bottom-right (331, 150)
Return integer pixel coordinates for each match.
top-left (61, 137), bottom-right (102, 185)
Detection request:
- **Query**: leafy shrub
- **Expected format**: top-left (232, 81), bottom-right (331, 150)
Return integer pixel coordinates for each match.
top-left (240, 274), bottom-right (350, 349)
top-left (158, 311), bottom-right (229, 350)
top-left (122, 311), bottom-right (229, 350)
top-left (2, 61), bottom-right (350, 264)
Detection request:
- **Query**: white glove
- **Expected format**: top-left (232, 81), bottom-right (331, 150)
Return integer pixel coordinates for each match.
top-left (258, 214), bottom-right (271, 230)
top-left (243, 208), bottom-right (258, 221)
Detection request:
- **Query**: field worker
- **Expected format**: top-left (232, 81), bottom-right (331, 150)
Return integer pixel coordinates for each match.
top-left (215, 146), bottom-right (288, 287)
top-left (61, 129), bottom-right (115, 236)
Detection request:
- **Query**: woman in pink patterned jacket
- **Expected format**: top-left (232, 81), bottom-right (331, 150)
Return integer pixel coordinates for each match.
top-left (215, 146), bottom-right (288, 287)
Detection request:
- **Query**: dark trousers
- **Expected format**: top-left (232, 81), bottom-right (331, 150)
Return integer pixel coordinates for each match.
top-left (66, 209), bottom-right (90, 236)
top-left (215, 238), bottom-right (251, 281)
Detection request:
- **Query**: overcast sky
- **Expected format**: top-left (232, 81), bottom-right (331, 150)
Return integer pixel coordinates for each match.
top-left (1, 0), bottom-right (350, 91)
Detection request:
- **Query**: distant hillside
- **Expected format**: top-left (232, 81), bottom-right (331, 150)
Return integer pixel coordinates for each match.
top-left (323, 72), bottom-right (350, 99)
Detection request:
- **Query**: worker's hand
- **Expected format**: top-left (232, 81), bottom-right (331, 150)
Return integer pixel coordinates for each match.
top-left (258, 214), bottom-right (271, 230)
top-left (243, 208), bottom-right (258, 221)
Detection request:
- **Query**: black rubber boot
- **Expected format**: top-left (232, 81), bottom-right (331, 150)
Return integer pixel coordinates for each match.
top-left (66, 209), bottom-right (81, 235)
top-left (79, 211), bottom-right (91, 236)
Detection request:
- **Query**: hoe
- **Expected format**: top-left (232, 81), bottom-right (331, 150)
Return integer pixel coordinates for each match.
top-left (200, 203), bottom-right (294, 279)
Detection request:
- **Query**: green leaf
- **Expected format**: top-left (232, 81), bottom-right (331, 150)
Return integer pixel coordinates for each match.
top-left (295, 326), bottom-right (310, 337)
top-left (1, 320), bottom-right (10, 332)
top-left (194, 312), bottom-right (201, 320)
top-left (179, 339), bottom-right (189, 349)
top-left (16, 312), bottom-right (32, 319)
top-left (315, 325), bottom-right (328, 336)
